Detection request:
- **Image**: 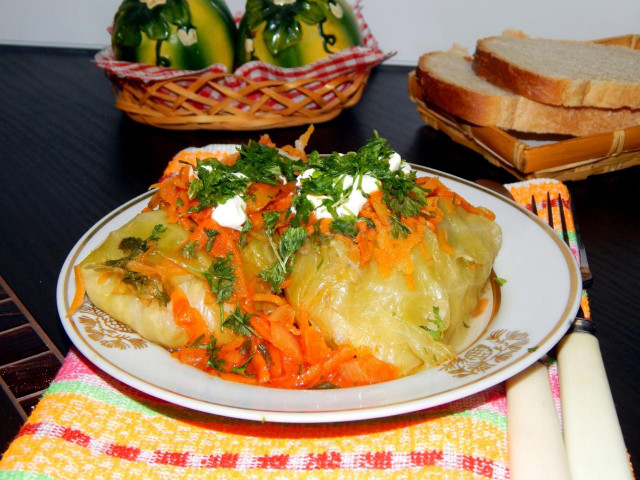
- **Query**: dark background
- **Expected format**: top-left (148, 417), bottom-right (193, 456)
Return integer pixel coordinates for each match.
top-left (0, 46), bottom-right (638, 469)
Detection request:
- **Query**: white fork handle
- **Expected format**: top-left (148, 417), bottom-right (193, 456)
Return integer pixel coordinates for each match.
top-left (506, 361), bottom-right (571, 480)
top-left (557, 331), bottom-right (633, 480)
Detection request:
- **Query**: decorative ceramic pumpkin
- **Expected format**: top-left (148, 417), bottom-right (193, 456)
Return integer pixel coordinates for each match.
top-left (112, 0), bottom-right (237, 71)
top-left (237, 0), bottom-right (362, 67)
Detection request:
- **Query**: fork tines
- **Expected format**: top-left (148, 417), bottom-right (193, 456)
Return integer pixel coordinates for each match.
top-left (532, 192), bottom-right (587, 319)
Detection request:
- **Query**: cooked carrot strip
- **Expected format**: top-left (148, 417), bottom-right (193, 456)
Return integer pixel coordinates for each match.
top-left (97, 271), bottom-right (112, 285)
top-left (170, 287), bottom-right (209, 344)
top-left (472, 297), bottom-right (489, 317)
top-left (246, 183), bottom-right (281, 213)
top-left (297, 124), bottom-right (314, 150)
top-left (258, 134), bottom-right (276, 147)
top-left (250, 349), bottom-right (271, 384)
top-left (301, 325), bottom-right (332, 364)
top-left (405, 274), bottom-right (416, 290)
top-left (297, 302), bottom-right (310, 331)
top-left (437, 227), bottom-right (455, 255)
top-left (219, 372), bottom-right (258, 385)
top-left (172, 347), bottom-right (208, 370)
top-left (253, 293), bottom-right (287, 307)
top-left (67, 265), bottom-right (86, 316)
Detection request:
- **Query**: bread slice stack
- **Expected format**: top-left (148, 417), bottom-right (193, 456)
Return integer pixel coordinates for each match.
top-left (415, 32), bottom-right (640, 136)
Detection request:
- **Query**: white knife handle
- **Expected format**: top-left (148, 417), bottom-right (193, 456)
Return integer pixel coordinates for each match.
top-left (506, 361), bottom-right (571, 480)
top-left (557, 331), bottom-right (633, 480)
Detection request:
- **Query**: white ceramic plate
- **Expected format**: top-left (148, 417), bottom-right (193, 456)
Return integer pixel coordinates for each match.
top-left (57, 166), bottom-right (581, 423)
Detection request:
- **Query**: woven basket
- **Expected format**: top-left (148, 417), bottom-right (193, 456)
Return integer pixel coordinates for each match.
top-left (97, 0), bottom-right (385, 131)
top-left (409, 34), bottom-right (640, 181)
top-left (107, 70), bottom-right (370, 131)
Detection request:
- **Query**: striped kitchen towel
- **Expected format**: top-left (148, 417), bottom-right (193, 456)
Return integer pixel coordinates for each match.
top-left (1, 178), bottom-right (586, 479)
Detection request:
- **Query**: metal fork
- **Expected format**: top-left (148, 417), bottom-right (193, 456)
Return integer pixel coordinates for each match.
top-left (530, 190), bottom-right (632, 480)
top-left (531, 192), bottom-right (594, 332)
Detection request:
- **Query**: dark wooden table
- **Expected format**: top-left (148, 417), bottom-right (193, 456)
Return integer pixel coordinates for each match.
top-left (1, 45), bottom-right (638, 468)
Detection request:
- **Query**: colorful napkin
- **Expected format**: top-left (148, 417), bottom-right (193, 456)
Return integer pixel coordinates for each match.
top-left (0, 179), bottom-right (584, 479)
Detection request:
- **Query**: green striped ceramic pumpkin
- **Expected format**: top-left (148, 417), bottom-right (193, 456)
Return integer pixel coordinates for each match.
top-left (112, 0), bottom-right (237, 71)
top-left (237, 0), bottom-right (362, 68)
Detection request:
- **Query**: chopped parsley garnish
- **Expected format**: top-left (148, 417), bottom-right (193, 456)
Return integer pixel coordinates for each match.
top-left (222, 306), bottom-right (258, 337)
top-left (292, 133), bottom-right (430, 224)
top-left (311, 382), bottom-right (340, 389)
top-left (259, 211), bottom-right (307, 293)
top-left (231, 348), bottom-right (257, 376)
top-left (185, 334), bottom-right (206, 348)
top-left (389, 215), bottom-right (411, 238)
top-left (494, 277), bottom-right (507, 287)
top-left (205, 337), bottom-right (226, 372)
top-left (528, 346), bottom-right (539, 353)
top-left (419, 306), bottom-right (446, 341)
top-left (329, 218), bottom-right (359, 238)
top-left (381, 175), bottom-right (429, 218)
top-left (100, 224), bottom-right (170, 305)
top-left (179, 240), bottom-right (200, 259)
top-left (234, 141), bottom-right (303, 185)
top-left (238, 215), bottom-right (253, 248)
top-left (105, 223), bottom-right (167, 268)
top-left (204, 228), bottom-right (220, 252)
top-left (202, 253), bottom-right (236, 303)
top-left (187, 160), bottom-right (250, 212)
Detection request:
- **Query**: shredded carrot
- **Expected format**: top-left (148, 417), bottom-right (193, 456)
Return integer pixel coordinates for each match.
top-left (297, 124), bottom-right (314, 150)
top-left (253, 293), bottom-right (287, 307)
top-left (405, 274), bottom-right (416, 290)
top-left (437, 227), bottom-right (455, 255)
top-left (250, 347), bottom-right (271, 384)
top-left (472, 297), bottom-right (489, 317)
top-left (67, 265), bottom-right (86, 316)
top-left (97, 271), bottom-right (112, 285)
top-left (258, 134), bottom-right (276, 148)
top-left (170, 287), bottom-right (209, 344)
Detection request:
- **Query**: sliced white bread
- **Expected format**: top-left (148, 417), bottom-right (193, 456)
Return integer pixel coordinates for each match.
top-left (416, 46), bottom-right (640, 136)
top-left (473, 33), bottom-right (640, 109)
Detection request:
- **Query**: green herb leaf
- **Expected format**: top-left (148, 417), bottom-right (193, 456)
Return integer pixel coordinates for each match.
top-left (205, 228), bottom-right (220, 252)
top-left (311, 382), bottom-right (340, 390)
top-left (279, 226), bottom-right (306, 261)
top-left (222, 306), bottom-right (258, 337)
top-left (419, 306), bottom-right (446, 341)
top-left (389, 215), bottom-right (411, 238)
top-left (330, 218), bottom-right (359, 238)
top-left (187, 160), bottom-right (249, 212)
top-left (184, 334), bottom-right (206, 348)
top-left (259, 216), bottom-right (307, 294)
top-left (202, 254), bottom-right (236, 303)
top-left (205, 337), bottom-right (226, 372)
top-left (231, 348), bottom-right (257, 376)
top-left (494, 277), bottom-right (507, 287)
top-left (179, 240), bottom-right (200, 259)
top-left (258, 264), bottom-right (286, 294)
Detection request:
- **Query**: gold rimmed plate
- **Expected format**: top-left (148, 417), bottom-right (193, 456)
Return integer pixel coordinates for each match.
top-left (57, 166), bottom-right (581, 423)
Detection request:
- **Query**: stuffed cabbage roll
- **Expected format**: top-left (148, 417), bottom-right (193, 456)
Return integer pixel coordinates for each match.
top-left (285, 198), bottom-right (501, 376)
top-left (79, 210), bottom-right (239, 348)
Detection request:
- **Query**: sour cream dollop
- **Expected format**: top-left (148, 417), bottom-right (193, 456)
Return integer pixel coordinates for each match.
top-left (212, 195), bottom-right (247, 231)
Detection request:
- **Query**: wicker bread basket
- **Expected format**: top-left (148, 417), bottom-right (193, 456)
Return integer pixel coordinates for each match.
top-left (106, 69), bottom-right (371, 131)
top-left (409, 34), bottom-right (640, 181)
